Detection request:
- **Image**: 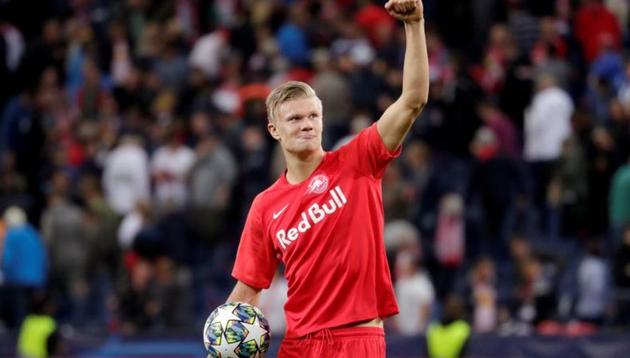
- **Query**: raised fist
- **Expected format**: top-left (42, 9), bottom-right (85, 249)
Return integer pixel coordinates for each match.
top-left (384, 0), bottom-right (423, 23)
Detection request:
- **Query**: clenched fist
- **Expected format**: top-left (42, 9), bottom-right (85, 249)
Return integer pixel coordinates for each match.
top-left (384, 0), bottom-right (423, 23)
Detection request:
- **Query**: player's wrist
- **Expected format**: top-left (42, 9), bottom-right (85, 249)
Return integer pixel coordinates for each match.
top-left (404, 17), bottom-right (424, 25)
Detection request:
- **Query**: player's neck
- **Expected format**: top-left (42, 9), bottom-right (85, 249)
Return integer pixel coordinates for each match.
top-left (284, 148), bottom-right (325, 184)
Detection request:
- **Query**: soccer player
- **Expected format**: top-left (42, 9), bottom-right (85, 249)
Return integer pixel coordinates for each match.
top-left (227, 0), bottom-right (428, 356)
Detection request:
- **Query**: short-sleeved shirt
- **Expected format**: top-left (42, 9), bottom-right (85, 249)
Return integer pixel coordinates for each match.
top-left (232, 123), bottom-right (400, 338)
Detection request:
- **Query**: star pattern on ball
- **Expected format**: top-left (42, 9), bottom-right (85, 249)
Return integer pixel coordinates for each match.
top-left (213, 304), bottom-right (246, 357)
top-left (217, 337), bottom-right (242, 358)
top-left (241, 315), bottom-right (270, 347)
top-left (213, 303), bottom-right (243, 326)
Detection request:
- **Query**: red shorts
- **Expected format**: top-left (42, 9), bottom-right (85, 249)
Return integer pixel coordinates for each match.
top-left (277, 326), bottom-right (385, 358)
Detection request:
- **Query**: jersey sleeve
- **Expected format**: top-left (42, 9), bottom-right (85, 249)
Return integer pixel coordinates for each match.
top-left (340, 122), bottom-right (401, 179)
top-left (231, 195), bottom-right (279, 289)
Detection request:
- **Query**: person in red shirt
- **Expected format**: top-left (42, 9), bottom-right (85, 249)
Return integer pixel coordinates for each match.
top-left (574, 0), bottom-right (622, 63)
top-left (227, 1), bottom-right (428, 357)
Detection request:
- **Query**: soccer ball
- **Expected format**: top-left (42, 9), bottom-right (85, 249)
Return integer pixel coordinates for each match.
top-left (203, 302), bottom-right (271, 358)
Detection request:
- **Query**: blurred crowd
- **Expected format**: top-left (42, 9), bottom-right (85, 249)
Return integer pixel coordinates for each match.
top-left (1, 0), bottom-right (630, 340)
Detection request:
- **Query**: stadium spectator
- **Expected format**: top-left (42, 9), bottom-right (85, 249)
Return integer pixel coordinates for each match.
top-left (149, 123), bottom-right (195, 212)
top-left (587, 35), bottom-right (625, 123)
top-left (102, 134), bottom-right (150, 216)
top-left (41, 170), bottom-right (89, 326)
top-left (434, 193), bottom-right (466, 296)
top-left (587, 125), bottom-right (621, 235)
top-left (0, 206), bottom-right (47, 329)
top-left (467, 126), bottom-right (525, 259)
top-left (276, 2), bottom-right (310, 67)
top-left (118, 199), bottom-right (151, 251)
top-left (513, 255), bottom-right (558, 328)
top-left (551, 135), bottom-right (590, 236)
top-left (574, 240), bottom-right (610, 325)
top-left (613, 225), bottom-right (630, 325)
top-left (152, 256), bottom-right (187, 329)
top-left (383, 161), bottom-right (413, 221)
top-left (0, 11), bottom-right (24, 104)
top-left (574, 0), bottom-right (622, 64)
top-left (394, 250), bottom-right (435, 335)
top-left (311, 49), bottom-right (352, 149)
top-left (117, 259), bottom-right (158, 334)
top-left (153, 37), bottom-right (189, 92)
top-left (470, 257), bottom-right (498, 333)
top-left (610, 156), bottom-right (630, 234)
top-left (476, 100), bottom-right (519, 159)
top-left (524, 73), bottom-right (573, 228)
top-left (506, 0), bottom-right (540, 58)
top-left (17, 293), bottom-right (64, 358)
top-left (426, 295), bottom-right (471, 358)
top-left (188, 131), bottom-right (237, 244)
top-left (77, 174), bottom-right (120, 328)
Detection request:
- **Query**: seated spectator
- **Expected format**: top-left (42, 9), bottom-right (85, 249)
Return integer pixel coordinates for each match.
top-left (513, 256), bottom-right (558, 328)
top-left (471, 257), bottom-right (498, 333)
top-left (575, 240), bottom-right (609, 326)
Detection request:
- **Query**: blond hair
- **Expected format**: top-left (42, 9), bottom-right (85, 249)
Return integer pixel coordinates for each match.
top-left (265, 81), bottom-right (318, 122)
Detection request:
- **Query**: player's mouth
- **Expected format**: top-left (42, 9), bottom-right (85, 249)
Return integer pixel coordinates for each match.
top-left (297, 134), bottom-right (316, 140)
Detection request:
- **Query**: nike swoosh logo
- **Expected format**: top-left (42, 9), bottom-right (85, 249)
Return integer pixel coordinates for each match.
top-left (272, 204), bottom-right (289, 219)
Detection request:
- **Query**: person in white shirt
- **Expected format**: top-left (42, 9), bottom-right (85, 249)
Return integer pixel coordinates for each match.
top-left (150, 127), bottom-right (195, 211)
top-left (103, 135), bottom-right (150, 215)
top-left (576, 240), bottom-right (609, 324)
top-left (523, 73), bottom-right (574, 223)
top-left (524, 73), bottom-right (574, 162)
top-left (394, 250), bottom-right (435, 335)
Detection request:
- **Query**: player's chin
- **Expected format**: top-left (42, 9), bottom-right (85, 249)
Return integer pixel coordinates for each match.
top-left (290, 142), bottom-right (320, 154)
top-left (297, 137), bottom-right (320, 147)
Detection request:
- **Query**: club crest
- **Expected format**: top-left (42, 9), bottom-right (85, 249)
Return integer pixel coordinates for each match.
top-left (307, 174), bottom-right (329, 194)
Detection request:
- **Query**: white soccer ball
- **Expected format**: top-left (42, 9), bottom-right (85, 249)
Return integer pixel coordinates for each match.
top-left (203, 302), bottom-right (271, 358)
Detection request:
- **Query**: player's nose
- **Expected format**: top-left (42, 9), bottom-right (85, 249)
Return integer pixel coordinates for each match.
top-left (300, 119), bottom-right (314, 131)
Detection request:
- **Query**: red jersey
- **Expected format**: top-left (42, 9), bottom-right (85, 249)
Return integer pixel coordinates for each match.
top-left (232, 123), bottom-right (400, 338)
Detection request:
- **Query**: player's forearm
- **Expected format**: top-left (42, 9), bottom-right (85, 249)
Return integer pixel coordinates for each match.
top-left (400, 19), bottom-right (429, 112)
top-left (226, 280), bottom-right (262, 306)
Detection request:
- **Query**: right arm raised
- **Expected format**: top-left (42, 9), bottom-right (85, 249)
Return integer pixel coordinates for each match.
top-left (227, 280), bottom-right (263, 306)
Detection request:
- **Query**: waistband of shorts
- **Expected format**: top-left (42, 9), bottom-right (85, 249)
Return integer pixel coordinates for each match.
top-left (286, 326), bottom-right (385, 341)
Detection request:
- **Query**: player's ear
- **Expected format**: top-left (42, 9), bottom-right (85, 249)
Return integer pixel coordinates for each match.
top-left (267, 121), bottom-right (280, 141)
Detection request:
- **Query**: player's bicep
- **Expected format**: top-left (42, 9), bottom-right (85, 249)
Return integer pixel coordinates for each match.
top-left (376, 99), bottom-right (420, 151)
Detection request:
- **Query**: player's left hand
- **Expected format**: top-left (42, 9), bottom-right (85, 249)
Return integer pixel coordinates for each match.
top-left (384, 0), bottom-right (423, 23)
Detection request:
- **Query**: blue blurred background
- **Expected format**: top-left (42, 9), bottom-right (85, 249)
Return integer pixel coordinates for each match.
top-left (1, 0), bottom-right (630, 356)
